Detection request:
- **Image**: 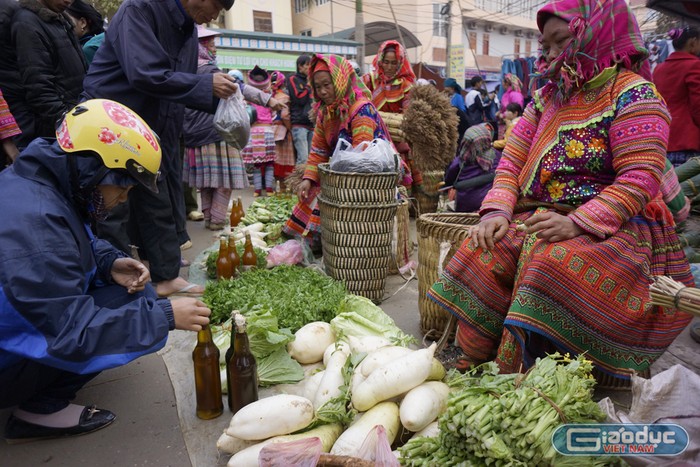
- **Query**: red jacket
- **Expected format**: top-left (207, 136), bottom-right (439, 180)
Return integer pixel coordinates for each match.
top-left (653, 51), bottom-right (700, 153)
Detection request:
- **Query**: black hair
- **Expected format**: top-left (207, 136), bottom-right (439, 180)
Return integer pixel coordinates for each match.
top-left (505, 102), bottom-right (523, 116)
top-left (296, 54), bottom-right (312, 72)
top-left (65, 0), bottom-right (104, 36)
top-left (470, 75), bottom-right (483, 87)
top-left (670, 27), bottom-right (699, 51)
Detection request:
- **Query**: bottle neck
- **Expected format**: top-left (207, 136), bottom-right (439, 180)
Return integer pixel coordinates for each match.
top-left (218, 240), bottom-right (228, 254)
top-left (197, 325), bottom-right (213, 344)
top-left (233, 330), bottom-right (250, 352)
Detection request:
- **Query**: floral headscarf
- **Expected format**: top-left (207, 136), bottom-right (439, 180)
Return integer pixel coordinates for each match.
top-left (503, 73), bottom-right (522, 92)
top-left (309, 54), bottom-right (372, 129)
top-left (368, 40), bottom-right (415, 108)
top-left (535, 0), bottom-right (650, 101)
top-left (457, 123), bottom-right (498, 172)
top-left (270, 71), bottom-right (286, 93)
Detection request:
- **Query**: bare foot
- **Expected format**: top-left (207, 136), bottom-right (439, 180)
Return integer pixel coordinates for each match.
top-left (155, 277), bottom-right (205, 297)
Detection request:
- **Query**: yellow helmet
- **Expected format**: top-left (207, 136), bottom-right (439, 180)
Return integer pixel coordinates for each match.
top-left (56, 99), bottom-right (162, 192)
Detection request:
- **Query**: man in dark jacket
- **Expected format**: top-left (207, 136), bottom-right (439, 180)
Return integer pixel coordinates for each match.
top-left (8, 0), bottom-right (87, 147)
top-left (287, 54), bottom-right (313, 164)
top-left (0, 99), bottom-right (211, 442)
top-left (465, 75), bottom-right (486, 127)
top-left (82, 0), bottom-right (240, 298)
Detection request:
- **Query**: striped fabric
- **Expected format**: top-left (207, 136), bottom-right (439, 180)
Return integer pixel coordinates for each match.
top-left (272, 89), bottom-right (295, 178)
top-left (0, 90), bottom-right (20, 141)
top-left (241, 125), bottom-right (276, 165)
top-left (428, 68), bottom-right (694, 382)
top-left (183, 141), bottom-right (249, 190)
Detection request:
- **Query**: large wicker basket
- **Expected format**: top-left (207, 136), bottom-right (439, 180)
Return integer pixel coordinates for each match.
top-left (317, 196), bottom-right (399, 223)
top-left (417, 213), bottom-right (480, 337)
top-left (415, 169), bottom-right (444, 216)
top-left (321, 216), bottom-right (393, 235)
top-left (318, 163), bottom-right (398, 204)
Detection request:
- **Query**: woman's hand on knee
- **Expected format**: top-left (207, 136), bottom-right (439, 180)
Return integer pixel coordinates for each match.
top-left (171, 298), bottom-right (211, 331)
top-left (523, 211), bottom-right (583, 242)
top-left (469, 216), bottom-right (509, 251)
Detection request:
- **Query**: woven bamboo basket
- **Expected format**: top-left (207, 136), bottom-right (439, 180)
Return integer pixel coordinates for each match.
top-left (318, 196), bottom-right (399, 223)
top-left (321, 216), bottom-right (394, 235)
top-left (415, 169), bottom-right (444, 216)
top-left (417, 213), bottom-right (480, 337)
top-left (323, 254), bottom-right (391, 270)
top-left (322, 230), bottom-right (393, 248)
top-left (344, 283), bottom-right (385, 302)
top-left (318, 163), bottom-right (398, 204)
top-left (324, 265), bottom-right (389, 282)
top-left (388, 196), bottom-right (412, 275)
top-left (322, 243), bottom-right (392, 259)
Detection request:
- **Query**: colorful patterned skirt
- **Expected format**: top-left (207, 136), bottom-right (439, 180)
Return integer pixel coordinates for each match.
top-left (183, 141), bottom-right (249, 189)
top-left (241, 124), bottom-right (276, 165)
top-left (282, 185), bottom-right (322, 248)
top-left (428, 207), bottom-right (694, 381)
top-left (274, 131), bottom-right (295, 179)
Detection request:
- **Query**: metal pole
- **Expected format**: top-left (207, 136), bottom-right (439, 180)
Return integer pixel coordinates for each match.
top-left (445, 0), bottom-right (452, 78)
top-left (330, 0), bottom-right (335, 37)
top-left (356, 0), bottom-right (365, 70)
top-left (386, 0), bottom-right (405, 45)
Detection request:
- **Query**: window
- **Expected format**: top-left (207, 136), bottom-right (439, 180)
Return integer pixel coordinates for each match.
top-left (514, 38), bottom-right (520, 57)
top-left (525, 39), bottom-right (531, 55)
top-left (315, 0), bottom-right (329, 4)
top-left (300, 29), bottom-right (312, 37)
top-left (253, 10), bottom-right (273, 33)
top-left (433, 3), bottom-right (447, 37)
top-left (433, 47), bottom-right (446, 62)
top-left (294, 0), bottom-right (308, 14)
top-left (482, 33), bottom-right (489, 55)
top-left (468, 31), bottom-right (477, 51)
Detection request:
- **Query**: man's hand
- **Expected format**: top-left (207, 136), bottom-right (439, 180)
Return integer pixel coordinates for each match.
top-left (522, 211), bottom-right (584, 242)
top-left (170, 298), bottom-right (211, 331)
top-left (297, 179), bottom-right (311, 202)
top-left (111, 258), bottom-right (150, 293)
top-left (468, 216), bottom-right (510, 251)
top-left (267, 97), bottom-right (287, 112)
top-left (213, 73), bottom-right (239, 99)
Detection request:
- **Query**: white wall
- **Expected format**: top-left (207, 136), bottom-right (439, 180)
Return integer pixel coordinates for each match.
top-left (224, 0), bottom-right (293, 34)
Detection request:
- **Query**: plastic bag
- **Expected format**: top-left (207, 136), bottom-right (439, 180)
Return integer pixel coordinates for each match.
top-left (258, 437), bottom-right (322, 467)
top-left (329, 138), bottom-right (397, 173)
top-left (214, 90), bottom-right (250, 150)
top-left (356, 425), bottom-right (401, 467)
top-left (266, 240), bottom-right (305, 267)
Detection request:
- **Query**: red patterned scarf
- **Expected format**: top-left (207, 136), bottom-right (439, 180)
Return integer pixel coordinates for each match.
top-left (367, 40), bottom-right (415, 109)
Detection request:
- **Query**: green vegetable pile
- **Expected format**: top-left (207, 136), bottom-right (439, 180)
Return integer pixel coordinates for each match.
top-left (241, 196), bottom-right (298, 244)
top-left (331, 295), bottom-right (415, 347)
top-left (205, 246), bottom-right (268, 280)
top-left (203, 265), bottom-right (347, 331)
top-left (399, 354), bottom-right (616, 466)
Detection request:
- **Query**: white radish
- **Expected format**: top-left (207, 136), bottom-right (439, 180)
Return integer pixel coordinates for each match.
top-left (240, 222), bottom-right (264, 233)
top-left (410, 421), bottom-right (440, 440)
top-left (399, 381), bottom-right (450, 432)
top-left (347, 335), bottom-right (392, 354)
top-left (350, 367), bottom-right (366, 395)
top-left (352, 343), bottom-right (436, 412)
top-left (330, 402), bottom-right (400, 456)
top-left (322, 341), bottom-right (350, 367)
top-left (227, 423), bottom-right (343, 467)
top-left (427, 358), bottom-right (446, 381)
top-left (216, 431), bottom-right (256, 454)
top-left (302, 370), bottom-right (325, 401)
top-left (287, 322), bottom-right (336, 364)
top-left (359, 346), bottom-right (413, 377)
top-left (226, 394), bottom-right (315, 440)
top-left (314, 347), bottom-right (349, 409)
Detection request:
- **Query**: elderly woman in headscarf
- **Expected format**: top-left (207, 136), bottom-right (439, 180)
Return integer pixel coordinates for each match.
top-left (497, 73), bottom-right (524, 121)
top-left (428, 0), bottom-right (693, 386)
top-left (363, 40), bottom-right (421, 188)
top-left (270, 71), bottom-right (295, 183)
top-left (283, 54), bottom-right (393, 249)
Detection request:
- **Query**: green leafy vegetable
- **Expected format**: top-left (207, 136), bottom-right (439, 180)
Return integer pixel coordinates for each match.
top-left (331, 295), bottom-right (415, 346)
top-left (245, 306), bottom-right (295, 359)
top-left (256, 347), bottom-right (305, 387)
top-left (203, 265), bottom-right (347, 330)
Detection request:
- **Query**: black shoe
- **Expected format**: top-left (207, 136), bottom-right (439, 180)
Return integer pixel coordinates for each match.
top-left (4, 405), bottom-right (116, 444)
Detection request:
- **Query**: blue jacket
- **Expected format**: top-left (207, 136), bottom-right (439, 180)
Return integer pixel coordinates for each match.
top-left (0, 139), bottom-right (174, 374)
top-left (82, 0), bottom-right (215, 174)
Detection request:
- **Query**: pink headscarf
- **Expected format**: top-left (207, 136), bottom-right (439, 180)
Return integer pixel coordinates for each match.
top-left (535, 0), bottom-right (650, 101)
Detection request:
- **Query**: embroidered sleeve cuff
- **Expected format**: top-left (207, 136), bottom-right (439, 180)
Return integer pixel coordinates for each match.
top-left (479, 210), bottom-right (511, 222)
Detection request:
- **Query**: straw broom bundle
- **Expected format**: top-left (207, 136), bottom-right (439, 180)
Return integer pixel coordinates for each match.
top-left (649, 276), bottom-right (700, 317)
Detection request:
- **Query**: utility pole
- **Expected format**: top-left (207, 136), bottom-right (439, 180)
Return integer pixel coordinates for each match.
top-left (356, 0), bottom-right (365, 70)
top-left (443, 0), bottom-right (453, 78)
top-left (330, 0), bottom-right (335, 37)
top-left (387, 0), bottom-right (405, 46)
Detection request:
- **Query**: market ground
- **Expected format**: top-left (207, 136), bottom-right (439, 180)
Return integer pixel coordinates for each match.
top-left (1, 186), bottom-right (699, 467)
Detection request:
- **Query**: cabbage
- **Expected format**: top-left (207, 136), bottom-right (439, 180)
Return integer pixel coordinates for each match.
top-left (330, 295), bottom-right (415, 346)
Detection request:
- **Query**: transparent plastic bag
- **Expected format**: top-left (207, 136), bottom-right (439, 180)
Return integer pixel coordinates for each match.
top-left (329, 138), bottom-right (397, 173)
top-left (266, 240), bottom-right (305, 267)
top-left (214, 90), bottom-right (250, 150)
top-left (258, 437), bottom-right (322, 467)
top-left (356, 425), bottom-right (401, 467)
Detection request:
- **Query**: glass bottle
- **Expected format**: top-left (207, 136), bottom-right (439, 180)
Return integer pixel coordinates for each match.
top-left (237, 196), bottom-right (245, 220)
top-left (229, 199), bottom-right (240, 228)
top-left (224, 310), bottom-right (236, 408)
top-left (216, 236), bottom-right (233, 280)
top-left (192, 325), bottom-right (223, 420)
top-left (227, 236), bottom-right (240, 278)
top-left (275, 180), bottom-right (282, 198)
top-left (227, 313), bottom-right (258, 414)
top-left (241, 232), bottom-right (257, 272)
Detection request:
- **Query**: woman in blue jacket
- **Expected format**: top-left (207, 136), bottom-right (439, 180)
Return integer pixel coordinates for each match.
top-left (0, 99), bottom-right (211, 443)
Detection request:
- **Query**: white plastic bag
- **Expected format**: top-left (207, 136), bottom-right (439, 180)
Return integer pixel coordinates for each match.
top-left (329, 138), bottom-right (397, 173)
top-left (258, 438), bottom-right (322, 467)
top-left (356, 425), bottom-right (401, 467)
top-left (214, 90), bottom-right (250, 150)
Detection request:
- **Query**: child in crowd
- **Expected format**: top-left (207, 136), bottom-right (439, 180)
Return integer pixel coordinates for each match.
top-left (492, 102), bottom-right (523, 150)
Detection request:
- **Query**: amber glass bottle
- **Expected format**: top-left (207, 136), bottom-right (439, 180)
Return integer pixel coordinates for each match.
top-left (216, 237), bottom-right (233, 280)
top-left (241, 232), bottom-right (257, 272)
top-left (227, 236), bottom-right (240, 278)
top-left (227, 313), bottom-right (258, 414)
top-left (229, 199), bottom-right (240, 228)
top-left (192, 325), bottom-right (223, 420)
top-left (237, 196), bottom-right (245, 220)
